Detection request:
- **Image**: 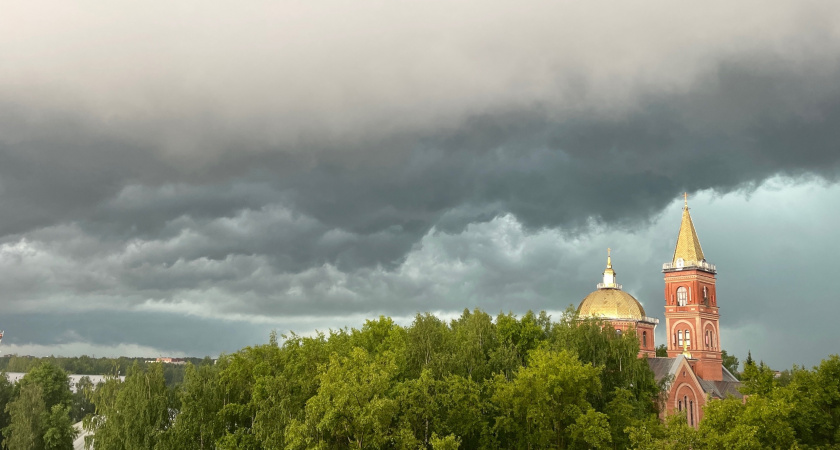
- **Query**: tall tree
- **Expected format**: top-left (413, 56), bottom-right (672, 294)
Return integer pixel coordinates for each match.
top-left (17, 362), bottom-right (73, 411)
top-left (405, 313), bottom-right (452, 378)
top-left (4, 364), bottom-right (77, 450)
top-left (655, 344), bottom-right (668, 357)
top-left (158, 362), bottom-right (224, 450)
top-left (551, 310), bottom-right (659, 415)
top-left (3, 383), bottom-right (47, 450)
top-left (0, 373), bottom-right (14, 435)
top-left (449, 309), bottom-right (498, 381)
top-left (782, 355), bottom-right (840, 447)
top-left (42, 404), bottom-right (77, 450)
top-left (215, 341), bottom-right (283, 450)
top-left (287, 347), bottom-right (399, 449)
top-left (86, 362), bottom-right (171, 450)
top-left (740, 357), bottom-right (775, 396)
top-left (491, 348), bottom-right (604, 448)
top-left (71, 376), bottom-right (95, 422)
top-left (393, 369), bottom-right (440, 448)
top-left (433, 374), bottom-right (487, 449)
top-left (721, 350), bottom-right (740, 378)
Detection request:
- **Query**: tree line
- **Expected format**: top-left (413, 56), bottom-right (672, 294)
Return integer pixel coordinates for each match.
top-left (0, 355), bottom-right (204, 386)
top-left (1, 308), bottom-right (839, 449)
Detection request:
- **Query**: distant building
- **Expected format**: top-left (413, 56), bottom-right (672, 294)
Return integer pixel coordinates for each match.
top-left (577, 196), bottom-right (741, 427)
top-left (145, 357), bottom-right (187, 365)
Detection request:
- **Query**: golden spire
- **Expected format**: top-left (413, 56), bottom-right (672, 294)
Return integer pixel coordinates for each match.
top-left (604, 248), bottom-right (615, 276)
top-left (602, 248), bottom-right (617, 287)
top-left (682, 335), bottom-right (692, 359)
top-left (672, 194), bottom-right (705, 265)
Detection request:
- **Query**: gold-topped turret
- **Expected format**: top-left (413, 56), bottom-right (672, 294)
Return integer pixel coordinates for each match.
top-left (579, 249), bottom-right (652, 320)
top-left (672, 193), bottom-right (705, 266)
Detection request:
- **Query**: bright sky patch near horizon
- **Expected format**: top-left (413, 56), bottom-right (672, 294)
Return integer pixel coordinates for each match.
top-left (1, 1), bottom-right (839, 370)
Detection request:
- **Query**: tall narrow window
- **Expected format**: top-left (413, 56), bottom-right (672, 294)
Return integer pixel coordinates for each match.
top-left (705, 330), bottom-right (710, 347)
top-left (690, 401), bottom-right (694, 426)
top-left (643, 331), bottom-right (648, 348)
top-left (678, 330), bottom-right (683, 347)
top-left (684, 396), bottom-right (688, 423)
top-left (678, 400), bottom-right (682, 411)
top-left (677, 287), bottom-right (688, 306)
top-left (685, 330), bottom-right (691, 347)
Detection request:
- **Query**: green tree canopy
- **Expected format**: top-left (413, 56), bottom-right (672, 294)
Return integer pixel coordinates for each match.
top-left (67, 309), bottom-right (840, 449)
top-left (85, 362), bottom-right (171, 450)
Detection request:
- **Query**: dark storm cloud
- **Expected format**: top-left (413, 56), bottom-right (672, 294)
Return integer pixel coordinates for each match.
top-left (2, 0), bottom-right (840, 364)
top-left (4, 52), bottom-right (840, 263)
top-left (1, 52), bottom-right (839, 314)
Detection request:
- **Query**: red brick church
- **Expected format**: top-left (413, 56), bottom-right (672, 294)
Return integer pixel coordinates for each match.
top-left (577, 196), bottom-right (741, 426)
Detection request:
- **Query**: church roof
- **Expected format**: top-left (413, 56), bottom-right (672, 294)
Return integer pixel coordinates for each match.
top-left (647, 356), bottom-right (678, 380)
top-left (647, 357), bottom-right (743, 400)
top-left (672, 201), bottom-right (705, 265)
top-left (698, 379), bottom-right (742, 399)
top-left (701, 366), bottom-right (742, 399)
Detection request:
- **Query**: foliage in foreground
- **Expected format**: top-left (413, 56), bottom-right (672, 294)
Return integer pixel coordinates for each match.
top-left (7, 308), bottom-right (836, 449)
top-left (629, 354), bottom-right (840, 449)
top-left (1, 362), bottom-right (78, 450)
top-left (84, 308), bottom-right (662, 449)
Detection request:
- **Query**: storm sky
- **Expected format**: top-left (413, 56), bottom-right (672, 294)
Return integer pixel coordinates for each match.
top-left (1, 0), bottom-right (839, 369)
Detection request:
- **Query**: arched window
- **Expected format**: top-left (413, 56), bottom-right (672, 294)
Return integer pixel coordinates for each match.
top-left (703, 286), bottom-right (709, 305)
top-left (643, 331), bottom-right (648, 347)
top-left (677, 287), bottom-right (688, 306)
top-left (678, 330), bottom-right (683, 347)
top-left (705, 330), bottom-right (710, 347)
top-left (615, 328), bottom-right (622, 336)
top-left (678, 400), bottom-right (682, 411)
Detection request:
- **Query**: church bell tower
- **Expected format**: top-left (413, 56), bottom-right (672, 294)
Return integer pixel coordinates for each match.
top-left (663, 195), bottom-right (723, 381)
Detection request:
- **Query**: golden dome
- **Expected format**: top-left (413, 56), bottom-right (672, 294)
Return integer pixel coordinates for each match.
top-left (578, 250), bottom-right (646, 320)
top-left (577, 288), bottom-right (646, 319)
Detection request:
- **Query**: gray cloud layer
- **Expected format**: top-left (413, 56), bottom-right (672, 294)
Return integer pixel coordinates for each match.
top-left (1, 1), bottom-right (839, 367)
